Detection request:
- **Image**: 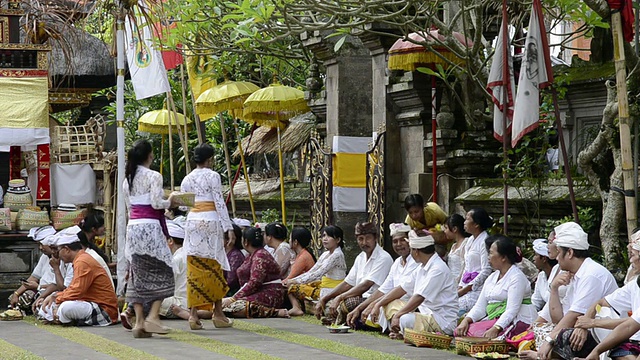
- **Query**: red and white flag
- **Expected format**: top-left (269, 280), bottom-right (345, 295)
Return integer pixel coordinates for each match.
top-left (125, 12), bottom-right (171, 99)
top-left (512, 0), bottom-right (553, 147)
top-left (487, 17), bottom-right (515, 143)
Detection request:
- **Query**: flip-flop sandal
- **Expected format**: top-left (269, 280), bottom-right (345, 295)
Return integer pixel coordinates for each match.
top-left (0, 309), bottom-right (23, 321)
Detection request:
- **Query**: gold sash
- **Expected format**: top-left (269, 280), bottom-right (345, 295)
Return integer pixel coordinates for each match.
top-left (191, 201), bottom-right (216, 213)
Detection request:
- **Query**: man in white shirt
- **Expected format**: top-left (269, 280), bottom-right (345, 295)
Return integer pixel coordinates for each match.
top-left (314, 222), bottom-right (393, 325)
top-left (6, 226), bottom-right (57, 313)
top-left (375, 231), bottom-right (458, 337)
top-left (573, 228), bottom-right (640, 360)
top-left (345, 223), bottom-right (418, 331)
top-left (538, 222), bottom-right (618, 360)
top-left (160, 220), bottom-right (187, 318)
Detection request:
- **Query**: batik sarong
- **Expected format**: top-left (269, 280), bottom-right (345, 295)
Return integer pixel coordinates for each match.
top-left (126, 254), bottom-right (174, 305)
top-left (187, 255), bottom-right (229, 308)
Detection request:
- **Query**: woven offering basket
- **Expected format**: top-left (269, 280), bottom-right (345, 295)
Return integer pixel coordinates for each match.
top-left (172, 192), bottom-right (195, 207)
top-left (455, 337), bottom-right (509, 355)
top-left (404, 329), bottom-right (452, 349)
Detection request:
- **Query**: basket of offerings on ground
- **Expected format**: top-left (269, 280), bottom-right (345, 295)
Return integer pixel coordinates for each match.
top-left (455, 337), bottom-right (509, 356)
top-left (404, 329), bottom-right (453, 349)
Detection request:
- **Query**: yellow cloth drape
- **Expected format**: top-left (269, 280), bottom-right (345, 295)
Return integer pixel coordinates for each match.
top-left (0, 76), bottom-right (48, 129)
top-left (332, 153), bottom-right (366, 187)
top-left (186, 256), bottom-right (228, 308)
top-left (186, 54), bottom-right (217, 100)
top-left (320, 276), bottom-right (343, 289)
top-left (405, 202), bottom-right (448, 230)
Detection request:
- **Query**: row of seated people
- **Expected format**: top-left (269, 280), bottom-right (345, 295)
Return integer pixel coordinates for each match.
top-left (8, 200), bottom-right (640, 360)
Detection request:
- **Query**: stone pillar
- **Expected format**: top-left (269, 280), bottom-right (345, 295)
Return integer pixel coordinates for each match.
top-left (357, 26), bottom-right (405, 242)
top-left (302, 31), bottom-right (373, 265)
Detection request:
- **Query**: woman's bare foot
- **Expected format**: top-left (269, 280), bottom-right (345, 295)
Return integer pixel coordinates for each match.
top-left (169, 305), bottom-right (191, 320)
top-left (389, 332), bottom-right (403, 340)
top-left (288, 308), bottom-right (304, 317)
top-left (277, 309), bottom-right (290, 318)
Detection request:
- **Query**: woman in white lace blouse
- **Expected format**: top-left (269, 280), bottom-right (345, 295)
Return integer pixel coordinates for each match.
top-left (443, 214), bottom-right (468, 286)
top-left (285, 225), bottom-right (347, 316)
top-left (265, 223), bottom-right (295, 278)
top-left (123, 139), bottom-right (177, 338)
top-left (180, 144), bottom-right (235, 330)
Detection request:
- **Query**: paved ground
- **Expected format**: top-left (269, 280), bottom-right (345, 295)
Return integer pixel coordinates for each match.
top-left (0, 316), bottom-right (470, 359)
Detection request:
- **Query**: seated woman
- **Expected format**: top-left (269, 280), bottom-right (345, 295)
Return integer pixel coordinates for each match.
top-left (221, 227), bottom-right (289, 318)
top-left (225, 224), bottom-right (245, 296)
top-left (285, 227), bottom-right (316, 280)
top-left (458, 208), bottom-right (494, 314)
top-left (443, 214), bottom-right (468, 285)
top-left (531, 238), bottom-right (557, 311)
top-left (285, 226), bottom-right (347, 316)
top-left (456, 235), bottom-right (537, 339)
top-left (264, 222), bottom-right (295, 278)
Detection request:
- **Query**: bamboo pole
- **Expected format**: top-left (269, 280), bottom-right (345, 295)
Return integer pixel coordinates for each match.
top-left (233, 118), bottom-right (257, 223)
top-left (184, 60), bottom-right (205, 144)
top-left (166, 92), bottom-right (175, 190)
top-left (160, 134), bottom-right (164, 176)
top-left (167, 94), bottom-right (191, 173)
top-left (276, 115), bottom-right (287, 225)
top-left (551, 89), bottom-right (579, 223)
top-left (180, 64), bottom-right (191, 161)
top-left (219, 114), bottom-right (237, 217)
top-left (501, 0), bottom-right (509, 235)
top-left (611, 11), bottom-right (637, 235)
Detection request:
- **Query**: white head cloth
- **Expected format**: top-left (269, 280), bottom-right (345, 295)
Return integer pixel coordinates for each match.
top-left (233, 218), bottom-right (252, 227)
top-left (553, 222), bottom-right (589, 250)
top-left (532, 238), bottom-right (549, 257)
top-left (28, 225), bottom-right (56, 242)
top-left (389, 223), bottom-right (411, 238)
top-left (59, 225), bottom-right (81, 235)
top-left (630, 230), bottom-right (640, 251)
top-left (167, 220), bottom-right (185, 239)
top-left (40, 234), bottom-right (57, 246)
top-left (55, 233), bottom-right (81, 246)
top-left (408, 230), bottom-right (435, 249)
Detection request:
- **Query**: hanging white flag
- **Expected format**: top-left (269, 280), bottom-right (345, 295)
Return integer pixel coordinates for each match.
top-left (512, 0), bottom-right (553, 147)
top-left (125, 13), bottom-right (171, 100)
top-left (487, 18), bottom-right (515, 143)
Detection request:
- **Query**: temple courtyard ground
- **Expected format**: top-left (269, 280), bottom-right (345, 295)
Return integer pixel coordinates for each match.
top-left (0, 315), bottom-right (470, 359)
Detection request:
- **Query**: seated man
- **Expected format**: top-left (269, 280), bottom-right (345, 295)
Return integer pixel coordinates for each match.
top-left (374, 231), bottom-right (458, 338)
top-left (570, 228), bottom-right (640, 360)
top-left (33, 233), bottom-right (75, 315)
top-left (314, 222), bottom-right (393, 325)
top-left (6, 226), bottom-right (57, 314)
top-left (537, 222), bottom-right (618, 360)
top-left (346, 223), bottom-right (418, 332)
top-left (160, 221), bottom-right (188, 319)
top-left (39, 232), bottom-right (118, 326)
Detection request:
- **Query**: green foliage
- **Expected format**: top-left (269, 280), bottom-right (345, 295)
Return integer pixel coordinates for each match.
top-left (260, 208), bottom-right (281, 224)
top-left (545, 206), bottom-right (598, 234)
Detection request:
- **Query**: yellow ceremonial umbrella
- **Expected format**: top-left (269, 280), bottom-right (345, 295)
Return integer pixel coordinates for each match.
top-left (138, 109), bottom-right (192, 189)
top-left (196, 80), bottom-right (261, 222)
top-left (243, 82), bottom-right (310, 224)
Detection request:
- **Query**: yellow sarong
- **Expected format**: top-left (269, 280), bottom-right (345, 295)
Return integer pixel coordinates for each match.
top-left (187, 256), bottom-right (228, 308)
top-left (288, 277), bottom-right (343, 301)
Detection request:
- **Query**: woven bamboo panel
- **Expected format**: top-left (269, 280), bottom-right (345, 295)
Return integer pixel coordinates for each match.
top-left (52, 115), bottom-right (105, 164)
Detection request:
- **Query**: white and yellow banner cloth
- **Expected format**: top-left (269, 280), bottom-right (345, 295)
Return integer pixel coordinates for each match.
top-left (332, 136), bottom-right (369, 212)
top-left (0, 70), bottom-right (49, 149)
top-left (125, 12), bottom-right (171, 100)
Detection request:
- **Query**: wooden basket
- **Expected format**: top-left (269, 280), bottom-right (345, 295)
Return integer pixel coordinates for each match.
top-left (404, 329), bottom-right (453, 349)
top-left (52, 115), bottom-right (105, 164)
top-left (455, 337), bottom-right (509, 355)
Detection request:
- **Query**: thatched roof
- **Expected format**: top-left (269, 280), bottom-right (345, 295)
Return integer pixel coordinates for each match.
top-left (232, 112), bottom-right (316, 157)
top-left (49, 27), bottom-right (115, 90)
